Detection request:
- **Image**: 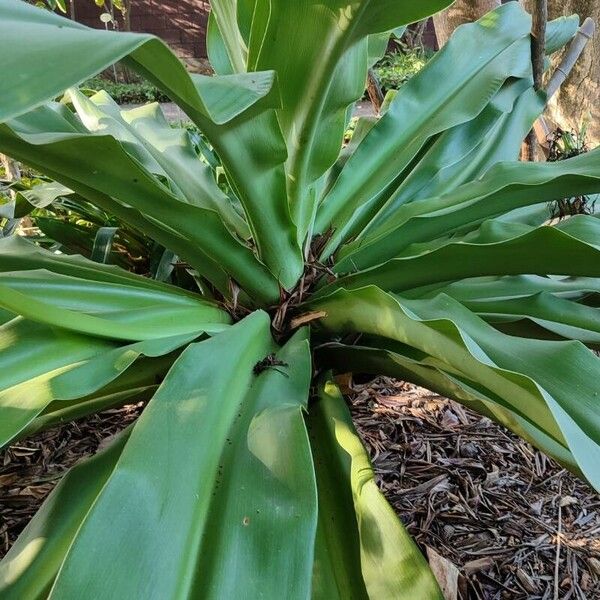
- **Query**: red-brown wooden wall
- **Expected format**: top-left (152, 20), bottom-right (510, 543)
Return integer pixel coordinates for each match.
top-left (74, 0), bottom-right (210, 63)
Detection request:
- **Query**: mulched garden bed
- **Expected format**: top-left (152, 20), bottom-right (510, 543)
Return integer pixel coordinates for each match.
top-left (350, 378), bottom-right (600, 600)
top-left (1, 379), bottom-right (599, 599)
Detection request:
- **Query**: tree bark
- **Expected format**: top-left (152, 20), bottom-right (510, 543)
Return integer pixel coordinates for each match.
top-left (121, 0), bottom-right (132, 32)
top-left (1, 154), bottom-right (20, 191)
top-left (526, 0), bottom-right (548, 161)
top-left (366, 69), bottom-right (385, 114)
top-left (433, 0), bottom-right (501, 47)
top-left (523, 0), bottom-right (600, 144)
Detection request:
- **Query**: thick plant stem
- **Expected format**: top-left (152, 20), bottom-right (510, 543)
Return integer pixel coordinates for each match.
top-left (527, 16), bottom-right (595, 156)
top-left (527, 0), bottom-right (548, 161)
top-left (531, 0), bottom-right (548, 90)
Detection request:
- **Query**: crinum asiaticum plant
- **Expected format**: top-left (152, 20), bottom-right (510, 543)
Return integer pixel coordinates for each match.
top-left (1, 1), bottom-right (600, 598)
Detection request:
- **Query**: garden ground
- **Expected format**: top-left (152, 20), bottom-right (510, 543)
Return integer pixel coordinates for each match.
top-left (1, 378), bottom-right (598, 599)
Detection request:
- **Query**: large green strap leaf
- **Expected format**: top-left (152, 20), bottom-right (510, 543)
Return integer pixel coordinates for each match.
top-left (194, 96), bottom-right (304, 288)
top-left (326, 222), bottom-right (600, 295)
top-left (417, 87), bottom-right (545, 203)
top-left (0, 1), bottom-right (303, 291)
top-left (0, 317), bottom-right (115, 407)
top-left (206, 10), bottom-right (236, 75)
top-left (210, 1), bottom-right (448, 241)
top-left (127, 14), bottom-right (301, 286)
top-left (361, 14), bottom-right (577, 234)
top-left (309, 287), bottom-right (600, 490)
top-left (0, 235), bottom-right (193, 298)
top-left (0, 316), bottom-right (195, 448)
top-left (349, 79), bottom-right (535, 229)
top-left (20, 355), bottom-right (168, 441)
top-left (0, 430), bottom-right (129, 600)
top-left (68, 89), bottom-right (249, 238)
top-left (147, 71), bottom-right (301, 289)
top-left (315, 2), bottom-right (534, 257)
top-left (207, 0), bottom-right (251, 74)
top-left (325, 116), bottom-right (378, 196)
top-left (354, 83), bottom-right (545, 244)
top-left (545, 14), bottom-right (580, 54)
top-left (459, 293), bottom-right (600, 344)
top-left (401, 294), bottom-right (600, 487)
top-left (175, 73), bottom-right (302, 287)
top-left (48, 313), bottom-right (318, 599)
top-left (0, 270), bottom-right (229, 341)
top-left (0, 114), bottom-right (280, 302)
top-left (0, 267), bottom-right (219, 311)
top-left (309, 377), bottom-right (443, 600)
top-left (210, 0), bottom-right (452, 239)
top-left (402, 272), bottom-right (600, 333)
top-left (373, 12), bottom-right (577, 216)
top-left (7, 181), bottom-right (74, 219)
top-left (193, 329), bottom-right (316, 598)
top-left (323, 83), bottom-right (544, 253)
top-left (406, 274), bottom-right (600, 303)
top-left (0, 115), bottom-right (228, 296)
top-left (0, 0), bottom-right (268, 125)
top-left (337, 149), bottom-right (600, 271)
top-left (310, 288), bottom-right (567, 450)
top-left (0, 240), bottom-right (230, 445)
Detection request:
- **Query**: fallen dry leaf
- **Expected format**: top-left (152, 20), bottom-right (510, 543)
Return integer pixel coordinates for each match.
top-left (427, 546), bottom-right (461, 600)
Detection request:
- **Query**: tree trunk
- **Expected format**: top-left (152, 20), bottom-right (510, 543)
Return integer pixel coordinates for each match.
top-left (433, 0), bottom-right (502, 47)
top-left (121, 0), bottom-right (132, 32)
top-left (366, 69), bottom-right (384, 114)
top-left (525, 0), bottom-right (548, 161)
top-left (523, 0), bottom-right (600, 145)
top-left (1, 154), bottom-right (20, 184)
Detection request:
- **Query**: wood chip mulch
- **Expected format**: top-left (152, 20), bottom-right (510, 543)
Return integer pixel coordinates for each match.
top-left (350, 377), bottom-right (600, 600)
top-left (1, 380), bottom-right (599, 600)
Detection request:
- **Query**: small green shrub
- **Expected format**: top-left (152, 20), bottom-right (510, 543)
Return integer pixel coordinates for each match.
top-left (82, 76), bottom-right (170, 104)
top-left (373, 48), bottom-right (432, 93)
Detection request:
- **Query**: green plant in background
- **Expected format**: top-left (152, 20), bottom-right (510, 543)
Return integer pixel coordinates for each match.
top-left (548, 121), bottom-right (590, 162)
top-left (26, 191), bottom-right (172, 275)
top-left (33, 0), bottom-right (124, 18)
top-left (546, 121), bottom-right (596, 220)
top-left (83, 75), bottom-right (171, 104)
top-left (372, 48), bottom-right (431, 94)
top-left (1, 167), bottom-right (169, 275)
top-left (1, 1), bottom-right (600, 598)
top-left (34, 0), bottom-right (67, 11)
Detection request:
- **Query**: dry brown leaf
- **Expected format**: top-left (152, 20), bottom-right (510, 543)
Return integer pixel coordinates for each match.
top-left (516, 567), bottom-right (538, 593)
top-left (560, 495), bottom-right (579, 508)
top-left (333, 373), bottom-right (353, 395)
top-left (289, 310), bottom-right (327, 329)
top-left (463, 556), bottom-right (494, 576)
top-left (426, 546), bottom-right (461, 600)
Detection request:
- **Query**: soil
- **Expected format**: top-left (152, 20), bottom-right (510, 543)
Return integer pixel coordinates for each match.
top-left (1, 379), bottom-right (599, 599)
